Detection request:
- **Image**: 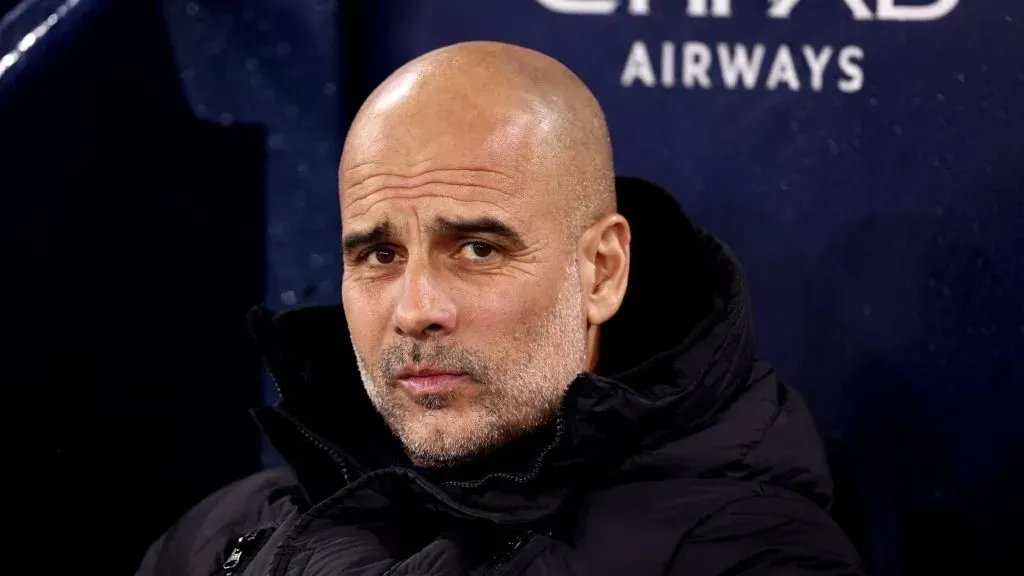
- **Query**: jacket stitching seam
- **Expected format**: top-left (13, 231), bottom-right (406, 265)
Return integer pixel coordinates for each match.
top-left (735, 398), bottom-right (783, 466)
top-left (661, 492), bottom-right (764, 576)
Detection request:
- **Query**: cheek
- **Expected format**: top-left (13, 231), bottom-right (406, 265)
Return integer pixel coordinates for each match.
top-left (456, 278), bottom-right (556, 339)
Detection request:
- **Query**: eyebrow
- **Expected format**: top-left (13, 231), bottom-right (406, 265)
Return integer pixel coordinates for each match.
top-left (341, 216), bottom-right (526, 257)
top-left (342, 221), bottom-right (394, 256)
top-left (427, 216), bottom-right (523, 248)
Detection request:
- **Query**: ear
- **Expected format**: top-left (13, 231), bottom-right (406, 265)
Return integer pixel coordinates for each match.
top-left (578, 214), bottom-right (631, 326)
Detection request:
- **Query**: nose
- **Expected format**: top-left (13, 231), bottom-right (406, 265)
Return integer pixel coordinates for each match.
top-left (391, 260), bottom-right (457, 339)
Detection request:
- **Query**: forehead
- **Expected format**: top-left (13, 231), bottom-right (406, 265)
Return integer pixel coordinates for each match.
top-left (339, 106), bottom-right (561, 225)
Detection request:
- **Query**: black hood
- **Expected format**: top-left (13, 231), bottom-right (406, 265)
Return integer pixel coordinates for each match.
top-left (249, 177), bottom-right (832, 524)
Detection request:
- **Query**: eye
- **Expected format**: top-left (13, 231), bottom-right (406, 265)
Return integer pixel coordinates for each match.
top-left (459, 242), bottom-right (498, 261)
top-left (366, 247), bottom-right (397, 265)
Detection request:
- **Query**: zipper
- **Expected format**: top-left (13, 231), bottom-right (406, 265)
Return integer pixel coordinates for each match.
top-left (287, 413), bottom-right (352, 485)
top-left (268, 372), bottom-right (352, 485)
top-left (484, 531), bottom-right (537, 576)
top-left (222, 528), bottom-right (269, 575)
top-left (443, 411), bottom-right (565, 489)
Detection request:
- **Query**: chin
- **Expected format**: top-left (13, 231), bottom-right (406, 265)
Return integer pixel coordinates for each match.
top-left (400, 408), bottom-right (500, 465)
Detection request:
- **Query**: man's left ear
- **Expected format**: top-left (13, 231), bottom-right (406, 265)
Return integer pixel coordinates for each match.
top-left (578, 214), bottom-right (631, 326)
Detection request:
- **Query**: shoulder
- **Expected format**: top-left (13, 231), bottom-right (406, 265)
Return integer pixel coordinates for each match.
top-left (668, 485), bottom-right (865, 575)
top-left (134, 467), bottom-right (304, 576)
top-left (195, 466), bottom-right (304, 521)
top-left (565, 478), bottom-right (767, 574)
top-left (571, 479), bottom-right (862, 576)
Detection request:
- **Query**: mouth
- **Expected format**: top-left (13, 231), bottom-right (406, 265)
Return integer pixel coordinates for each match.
top-left (395, 366), bottom-right (467, 396)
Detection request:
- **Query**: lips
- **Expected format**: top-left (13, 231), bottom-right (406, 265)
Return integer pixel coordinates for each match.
top-left (395, 366), bottom-right (466, 395)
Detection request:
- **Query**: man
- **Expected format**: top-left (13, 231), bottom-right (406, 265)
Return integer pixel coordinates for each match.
top-left (137, 41), bottom-right (863, 575)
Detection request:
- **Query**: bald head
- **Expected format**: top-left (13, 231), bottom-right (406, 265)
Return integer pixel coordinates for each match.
top-left (341, 41), bottom-right (615, 237)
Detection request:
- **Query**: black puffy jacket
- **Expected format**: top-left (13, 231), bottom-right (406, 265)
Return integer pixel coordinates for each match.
top-left (136, 177), bottom-right (863, 575)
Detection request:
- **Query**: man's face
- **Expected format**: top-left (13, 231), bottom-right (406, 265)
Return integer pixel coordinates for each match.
top-left (339, 101), bottom-right (588, 466)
